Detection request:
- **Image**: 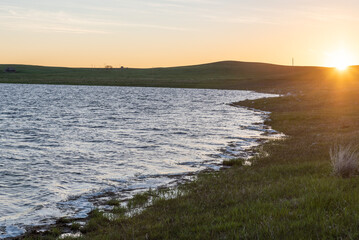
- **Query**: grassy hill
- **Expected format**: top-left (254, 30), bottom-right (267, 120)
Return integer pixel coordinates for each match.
top-left (0, 61), bottom-right (336, 92)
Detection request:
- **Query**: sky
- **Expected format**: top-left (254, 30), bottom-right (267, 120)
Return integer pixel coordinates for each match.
top-left (1, 0), bottom-right (359, 68)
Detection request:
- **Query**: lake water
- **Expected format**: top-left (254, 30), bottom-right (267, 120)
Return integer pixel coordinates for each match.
top-left (0, 84), bottom-right (278, 238)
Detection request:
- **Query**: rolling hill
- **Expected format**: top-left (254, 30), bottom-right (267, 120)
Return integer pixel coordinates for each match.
top-left (0, 61), bottom-right (356, 93)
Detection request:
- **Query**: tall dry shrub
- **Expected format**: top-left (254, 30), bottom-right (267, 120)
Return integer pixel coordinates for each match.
top-left (330, 144), bottom-right (359, 177)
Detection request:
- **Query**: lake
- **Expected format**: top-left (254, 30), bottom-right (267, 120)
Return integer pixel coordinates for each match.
top-left (0, 84), bottom-right (278, 238)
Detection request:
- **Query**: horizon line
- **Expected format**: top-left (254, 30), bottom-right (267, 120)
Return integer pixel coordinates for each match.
top-left (0, 60), bottom-right (344, 69)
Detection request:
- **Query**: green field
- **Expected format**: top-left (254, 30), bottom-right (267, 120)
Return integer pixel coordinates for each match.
top-left (9, 61), bottom-right (359, 239)
top-left (0, 61), bottom-right (333, 93)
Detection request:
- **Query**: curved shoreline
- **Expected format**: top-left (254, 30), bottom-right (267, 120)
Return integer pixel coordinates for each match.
top-left (5, 95), bottom-right (281, 240)
top-left (3, 63), bottom-right (359, 239)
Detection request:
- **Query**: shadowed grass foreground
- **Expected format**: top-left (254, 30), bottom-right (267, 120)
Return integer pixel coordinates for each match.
top-left (18, 62), bottom-right (359, 239)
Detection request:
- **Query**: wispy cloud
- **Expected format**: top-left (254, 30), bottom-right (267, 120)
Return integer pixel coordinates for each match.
top-left (0, 7), bottom-right (104, 34)
top-left (2, 1), bottom-right (354, 36)
top-left (294, 7), bottom-right (359, 23)
top-left (26, 24), bottom-right (108, 34)
top-left (241, 5), bottom-right (359, 24)
top-left (201, 14), bottom-right (276, 25)
top-left (0, 5), bottom-right (191, 34)
top-left (166, 0), bottom-right (218, 3)
top-left (142, 0), bottom-right (219, 7)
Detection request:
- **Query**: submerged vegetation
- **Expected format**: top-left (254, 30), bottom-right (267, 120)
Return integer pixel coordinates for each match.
top-left (15, 62), bottom-right (359, 239)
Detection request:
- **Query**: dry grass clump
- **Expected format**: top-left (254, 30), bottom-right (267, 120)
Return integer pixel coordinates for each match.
top-left (330, 144), bottom-right (359, 177)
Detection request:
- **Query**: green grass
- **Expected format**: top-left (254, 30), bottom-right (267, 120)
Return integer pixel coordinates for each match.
top-left (127, 190), bottom-right (158, 209)
top-left (19, 62), bottom-right (359, 239)
top-left (0, 61), bottom-right (335, 92)
top-left (70, 223), bottom-right (81, 231)
top-left (222, 158), bottom-right (246, 167)
top-left (105, 199), bottom-right (120, 206)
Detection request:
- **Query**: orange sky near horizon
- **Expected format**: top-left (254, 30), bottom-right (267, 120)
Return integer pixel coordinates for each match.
top-left (1, 0), bottom-right (359, 68)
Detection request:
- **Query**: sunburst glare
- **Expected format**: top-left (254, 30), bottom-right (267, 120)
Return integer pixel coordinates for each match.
top-left (326, 49), bottom-right (355, 71)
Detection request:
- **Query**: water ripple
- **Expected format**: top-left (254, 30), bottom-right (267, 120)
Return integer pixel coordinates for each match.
top-left (0, 84), bottom-right (279, 238)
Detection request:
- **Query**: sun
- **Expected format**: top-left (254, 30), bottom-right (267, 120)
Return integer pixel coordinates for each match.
top-left (326, 49), bottom-right (355, 71)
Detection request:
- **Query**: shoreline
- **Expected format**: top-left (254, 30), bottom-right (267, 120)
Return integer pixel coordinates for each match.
top-left (7, 94), bottom-right (281, 240)
top-left (5, 64), bottom-right (359, 239)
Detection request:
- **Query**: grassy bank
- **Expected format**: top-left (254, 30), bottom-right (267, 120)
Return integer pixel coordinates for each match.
top-left (16, 62), bottom-right (359, 239)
